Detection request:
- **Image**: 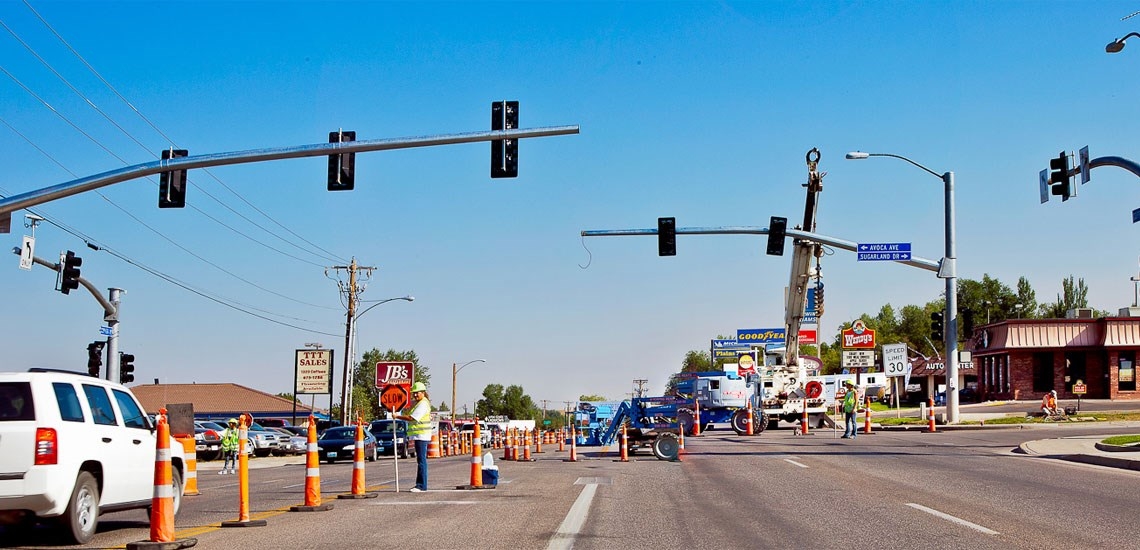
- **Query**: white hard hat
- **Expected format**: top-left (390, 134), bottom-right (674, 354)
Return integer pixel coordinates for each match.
top-left (1050, 390), bottom-right (1057, 396)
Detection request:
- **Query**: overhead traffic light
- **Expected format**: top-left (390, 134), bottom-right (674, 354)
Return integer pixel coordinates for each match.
top-left (491, 100), bottom-right (519, 178)
top-left (87, 341), bottom-right (105, 378)
top-left (327, 130), bottom-right (356, 191)
top-left (1048, 151), bottom-right (1073, 202)
top-left (766, 216), bottom-right (787, 256)
top-left (119, 353), bottom-right (135, 384)
top-left (658, 217), bottom-right (676, 256)
top-left (60, 250), bottom-right (81, 295)
top-left (930, 311), bottom-right (944, 342)
top-left (158, 148), bottom-right (189, 208)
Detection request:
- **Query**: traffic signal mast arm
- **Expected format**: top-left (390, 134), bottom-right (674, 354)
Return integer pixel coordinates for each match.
top-left (0, 125), bottom-right (579, 225)
top-left (10, 247), bottom-right (117, 319)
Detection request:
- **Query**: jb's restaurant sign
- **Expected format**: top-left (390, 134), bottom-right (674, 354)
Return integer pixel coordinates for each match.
top-left (294, 349), bottom-right (334, 395)
top-left (841, 321), bottom-right (876, 349)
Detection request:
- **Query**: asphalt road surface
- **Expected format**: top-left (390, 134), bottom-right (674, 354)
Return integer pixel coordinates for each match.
top-left (3, 422), bottom-right (1139, 549)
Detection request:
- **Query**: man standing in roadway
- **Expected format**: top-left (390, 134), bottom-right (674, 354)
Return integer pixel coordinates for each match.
top-left (397, 382), bottom-right (432, 492)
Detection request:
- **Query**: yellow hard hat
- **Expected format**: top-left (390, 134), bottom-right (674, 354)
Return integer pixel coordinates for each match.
top-left (410, 382), bottom-right (427, 393)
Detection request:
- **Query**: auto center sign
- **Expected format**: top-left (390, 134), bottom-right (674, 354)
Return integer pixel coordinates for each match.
top-left (841, 320), bottom-right (877, 349)
top-left (294, 349), bottom-right (334, 395)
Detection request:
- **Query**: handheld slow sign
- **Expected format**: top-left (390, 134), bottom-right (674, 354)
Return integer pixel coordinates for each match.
top-left (380, 385), bottom-right (410, 412)
top-left (376, 361), bottom-right (415, 389)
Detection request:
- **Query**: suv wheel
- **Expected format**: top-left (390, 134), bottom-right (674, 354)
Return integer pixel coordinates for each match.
top-left (59, 472), bottom-right (99, 544)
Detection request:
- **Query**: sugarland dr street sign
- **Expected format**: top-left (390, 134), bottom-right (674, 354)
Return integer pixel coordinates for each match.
top-left (857, 242), bottom-right (911, 261)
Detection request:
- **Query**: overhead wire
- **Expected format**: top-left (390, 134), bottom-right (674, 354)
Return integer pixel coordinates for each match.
top-left (0, 17), bottom-right (340, 268)
top-left (19, 0), bottom-right (349, 266)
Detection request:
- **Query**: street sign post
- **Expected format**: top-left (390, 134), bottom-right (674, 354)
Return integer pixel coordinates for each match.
top-left (857, 242), bottom-right (912, 261)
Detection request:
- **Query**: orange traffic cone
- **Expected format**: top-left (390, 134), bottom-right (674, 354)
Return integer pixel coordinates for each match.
top-left (290, 415), bottom-right (333, 512)
top-left (863, 396), bottom-right (872, 434)
top-left (126, 409), bottom-right (199, 549)
top-left (534, 429), bottom-right (544, 453)
top-left (692, 403), bottom-right (701, 436)
top-left (521, 430), bottom-right (535, 462)
top-left (927, 398), bottom-right (937, 433)
top-left (428, 431), bottom-right (441, 458)
top-left (564, 425), bottom-right (579, 462)
top-left (558, 428), bottom-right (566, 452)
top-left (222, 414), bottom-right (267, 527)
top-left (746, 406), bottom-right (754, 436)
top-left (339, 417), bottom-right (377, 500)
top-left (615, 424), bottom-right (629, 462)
top-left (458, 418), bottom-right (494, 490)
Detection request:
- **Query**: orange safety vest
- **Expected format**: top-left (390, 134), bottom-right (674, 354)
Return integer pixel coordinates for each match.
top-left (1042, 394), bottom-right (1056, 409)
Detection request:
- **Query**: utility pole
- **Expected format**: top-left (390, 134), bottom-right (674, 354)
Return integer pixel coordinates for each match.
top-left (633, 379), bottom-right (648, 398)
top-left (331, 257), bottom-right (376, 425)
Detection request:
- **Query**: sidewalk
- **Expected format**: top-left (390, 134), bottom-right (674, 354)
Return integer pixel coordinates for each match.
top-left (1019, 434), bottom-right (1140, 472)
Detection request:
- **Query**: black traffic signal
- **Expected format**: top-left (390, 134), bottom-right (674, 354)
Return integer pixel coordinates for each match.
top-left (327, 130), bottom-right (356, 191)
top-left (87, 341), bottom-right (105, 378)
top-left (60, 250), bottom-right (81, 295)
top-left (158, 148), bottom-right (189, 208)
top-left (119, 353), bottom-right (135, 384)
top-left (491, 100), bottom-right (519, 178)
top-left (766, 216), bottom-right (787, 256)
top-left (658, 217), bottom-right (676, 256)
top-left (930, 311), bottom-right (944, 342)
top-left (1049, 151), bottom-right (1072, 202)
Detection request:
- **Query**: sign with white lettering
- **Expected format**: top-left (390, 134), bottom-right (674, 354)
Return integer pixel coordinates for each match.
top-left (842, 350), bottom-right (875, 368)
top-left (376, 361), bottom-right (415, 389)
top-left (841, 320), bottom-right (877, 349)
top-left (295, 349), bottom-right (334, 395)
top-left (882, 343), bottom-right (908, 377)
top-left (857, 242), bottom-right (912, 261)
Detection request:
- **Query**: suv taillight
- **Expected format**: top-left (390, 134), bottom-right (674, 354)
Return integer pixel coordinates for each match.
top-left (35, 428), bottom-right (58, 465)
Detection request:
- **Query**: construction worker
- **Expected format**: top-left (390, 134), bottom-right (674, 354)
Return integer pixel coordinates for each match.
top-left (219, 418), bottom-right (240, 474)
top-left (841, 381), bottom-right (859, 439)
top-left (1041, 390), bottom-right (1058, 417)
top-left (397, 382), bottom-right (432, 492)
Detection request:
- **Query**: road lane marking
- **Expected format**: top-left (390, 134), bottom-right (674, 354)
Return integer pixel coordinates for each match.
top-left (784, 458), bottom-right (808, 468)
top-left (373, 501), bottom-right (478, 505)
top-left (547, 483), bottom-right (598, 550)
top-left (905, 503), bottom-right (999, 535)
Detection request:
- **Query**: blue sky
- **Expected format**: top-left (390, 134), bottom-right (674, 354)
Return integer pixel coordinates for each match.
top-left (2, 1), bottom-right (1140, 412)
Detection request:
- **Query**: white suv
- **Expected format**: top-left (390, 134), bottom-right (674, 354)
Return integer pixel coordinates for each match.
top-left (0, 369), bottom-right (185, 544)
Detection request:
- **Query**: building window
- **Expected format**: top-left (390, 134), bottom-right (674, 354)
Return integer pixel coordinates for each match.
top-left (1121, 352), bottom-right (1136, 392)
top-left (1064, 352), bottom-right (1087, 393)
top-left (1033, 352), bottom-right (1054, 393)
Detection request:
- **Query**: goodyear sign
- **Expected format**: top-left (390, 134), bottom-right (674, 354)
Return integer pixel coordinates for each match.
top-left (737, 328), bottom-right (786, 344)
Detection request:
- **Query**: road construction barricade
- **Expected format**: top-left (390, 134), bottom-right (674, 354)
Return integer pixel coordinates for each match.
top-left (289, 415), bottom-right (332, 512)
top-left (338, 418), bottom-right (377, 500)
top-left (176, 436), bottom-right (199, 496)
top-left (428, 431), bottom-right (441, 458)
top-left (126, 408), bottom-right (198, 549)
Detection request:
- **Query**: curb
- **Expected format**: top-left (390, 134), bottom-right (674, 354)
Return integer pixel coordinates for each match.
top-left (1058, 454), bottom-right (1140, 471)
top-left (1094, 441), bottom-right (1140, 453)
top-left (876, 424), bottom-right (1027, 431)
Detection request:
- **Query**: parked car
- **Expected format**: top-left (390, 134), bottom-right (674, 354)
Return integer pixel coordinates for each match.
top-left (369, 419), bottom-right (413, 458)
top-left (0, 369), bottom-right (186, 544)
top-left (193, 422), bottom-right (222, 461)
top-left (316, 426), bottom-right (377, 463)
top-left (280, 425), bottom-right (310, 438)
top-left (270, 427), bottom-right (306, 455)
top-left (196, 420), bottom-right (251, 456)
top-left (256, 418), bottom-right (291, 428)
top-left (244, 422), bottom-right (284, 457)
top-left (460, 422), bottom-right (494, 447)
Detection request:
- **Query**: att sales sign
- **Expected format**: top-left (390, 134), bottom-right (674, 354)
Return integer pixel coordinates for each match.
top-left (376, 361), bottom-right (415, 389)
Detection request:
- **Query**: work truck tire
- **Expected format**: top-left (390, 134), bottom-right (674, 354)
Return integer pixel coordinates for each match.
top-left (677, 410), bottom-right (695, 435)
top-left (730, 409), bottom-right (767, 435)
top-left (651, 433), bottom-right (679, 461)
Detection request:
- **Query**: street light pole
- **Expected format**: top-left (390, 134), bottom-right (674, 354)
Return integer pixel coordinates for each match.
top-left (847, 151), bottom-right (960, 423)
top-left (339, 292), bottom-right (414, 424)
top-left (452, 359), bottom-right (486, 423)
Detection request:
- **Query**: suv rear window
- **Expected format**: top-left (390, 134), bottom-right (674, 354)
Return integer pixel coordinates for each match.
top-left (0, 382), bottom-right (34, 421)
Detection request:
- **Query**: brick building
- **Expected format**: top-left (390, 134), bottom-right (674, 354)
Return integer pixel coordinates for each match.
top-left (966, 312), bottom-right (1140, 402)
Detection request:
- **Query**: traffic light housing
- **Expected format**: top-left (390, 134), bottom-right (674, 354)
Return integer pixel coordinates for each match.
top-left (766, 216), bottom-right (787, 256)
top-left (815, 282), bottom-right (824, 317)
top-left (60, 250), bottom-right (81, 295)
top-left (491, 100), bottom-right (519, 178)
top-left (930, 311), bottom-right (944, 342)
top-left (1048, 151), bottom-right (1072, 202)
top-left (327, 130), bottom-right (356, 191)
top-left (87, 341), bottom-right (105, 378)
top-left (119, 353), bottom-right (135, 384)
top-left (158, 148), bottom-right (189, 208)
top-left (658, 217), bottom-right (676, 256)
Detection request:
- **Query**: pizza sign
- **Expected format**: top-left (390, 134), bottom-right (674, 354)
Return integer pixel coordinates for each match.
top-left (841, 320), bottom-right (877, 349)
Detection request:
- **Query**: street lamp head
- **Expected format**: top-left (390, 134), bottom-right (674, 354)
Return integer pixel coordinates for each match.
top-left (845, 151), bottom-right (870, 160)
top-left (1107, 39), bottom-right (1125, 53)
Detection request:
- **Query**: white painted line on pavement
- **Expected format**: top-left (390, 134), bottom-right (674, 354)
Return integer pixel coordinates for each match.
top-left (547, 483), bottom-right (598, 550)
top-left (905, 503), bottom-right (999, 535)
top-left (373, 501), bottom-right (478, 505)
top-left (784, 458), bottom-right (809, 468)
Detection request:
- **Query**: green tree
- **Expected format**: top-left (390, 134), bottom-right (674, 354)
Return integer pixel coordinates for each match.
top-left (476, 384), bottom-right (505, 418)
top-left (681, 350), bottom-right (711, 373)
top-left (579, 394), bottom-right (606, 401)
top-left (1041, 275), bottom-right (1090, 318)
top-left (1015, 276), bottom-right (1038, 319)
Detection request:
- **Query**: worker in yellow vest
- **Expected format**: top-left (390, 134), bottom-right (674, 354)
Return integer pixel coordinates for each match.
top-left (397, 382), bottom-right (432, 492)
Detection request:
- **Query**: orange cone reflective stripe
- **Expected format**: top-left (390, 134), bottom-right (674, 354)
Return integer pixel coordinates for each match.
top-left (351, 418), bottom-right (366, 495)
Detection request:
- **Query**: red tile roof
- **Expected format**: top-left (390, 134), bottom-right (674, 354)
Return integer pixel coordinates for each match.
top-left (130, 383), bottom-right (317, 417)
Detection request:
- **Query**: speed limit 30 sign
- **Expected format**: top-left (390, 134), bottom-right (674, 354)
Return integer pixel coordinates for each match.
top-left (882, 343), bottom-right (908, 377)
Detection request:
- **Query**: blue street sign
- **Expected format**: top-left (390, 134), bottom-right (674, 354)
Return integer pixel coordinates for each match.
top-left (857, 242), bottom-right (912, 262)
top-left (99, 326), bottom-right (113, 336)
